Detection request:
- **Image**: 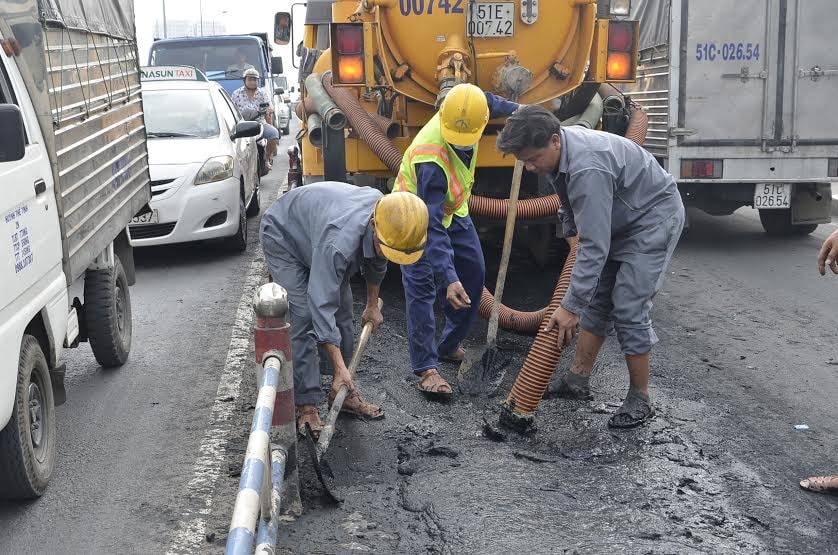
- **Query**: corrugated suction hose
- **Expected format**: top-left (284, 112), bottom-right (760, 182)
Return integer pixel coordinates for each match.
top-left (504, 242), bottom-right (576, 415)
top-left (321, 72), bottom-right (404, 174)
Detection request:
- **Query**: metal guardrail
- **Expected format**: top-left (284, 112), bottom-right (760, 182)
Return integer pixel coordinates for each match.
top-left (226, 283), bottom-right (300, 555)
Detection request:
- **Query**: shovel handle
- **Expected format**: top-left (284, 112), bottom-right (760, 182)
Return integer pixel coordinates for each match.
top-left (486, 160), bottom-right (524, 343)
top-left (316, 298), bottom-right (383, 456)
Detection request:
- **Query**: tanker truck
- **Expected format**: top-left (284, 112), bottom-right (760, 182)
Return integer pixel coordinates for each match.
top-left (274, 0), bottom-right (643, 264)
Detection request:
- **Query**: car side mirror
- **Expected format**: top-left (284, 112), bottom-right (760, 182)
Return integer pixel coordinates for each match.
top-left (0, 105), bottom-right (26, 163)
top-left (232, 121), bottom-right (261, 140)
top-left (271, 56), bottom-right (283, 75)
top-left (275, 87), bottom-right (285, 96)
top-left (274, 12), bottom-right (291, 45)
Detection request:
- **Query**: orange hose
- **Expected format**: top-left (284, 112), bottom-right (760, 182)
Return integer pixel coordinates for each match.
top-left (503, 243), bottom-right (577, 415)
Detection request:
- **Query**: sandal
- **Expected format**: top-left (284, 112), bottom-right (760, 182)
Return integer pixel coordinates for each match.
top-left (330, 389), bottom-right (384, 419)
top-left (608, 389), bottom-right (655, 429)
top-left (439, 346), bottom-right (466, 364)
top-left (555, 372), bottom-right (593, 400)
top-left (417, 369), bottom-right (453, 401)
top-left (296, 405), bottom-right (324, 439)
top-left (800, 475), bottom-right (838, 493)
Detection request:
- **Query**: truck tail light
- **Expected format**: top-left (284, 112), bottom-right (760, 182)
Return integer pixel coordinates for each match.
top-left (606, 20), bottom-right (637, 81)
top-left (338, 56), bottom-right (365, 84)
top-left (829, 158), bottom-right (838, 177)
top-left (607, 52), bottom-right (632, 80)
top-left (336, 24), bottom-right (363, 55)
top-left (681, 159), bottom-right (723, 179)
top-left (608, 21), bottom-right (633, 51)
top-left (333, 24), bottom-right (366, 84)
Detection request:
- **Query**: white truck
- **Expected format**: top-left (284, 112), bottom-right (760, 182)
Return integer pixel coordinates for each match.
top-left (623, 0), bottom-right (836, 235)
top-left (0, 0), bottom-right (150, 498)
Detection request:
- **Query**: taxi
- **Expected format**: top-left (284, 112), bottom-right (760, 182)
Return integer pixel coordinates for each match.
top-left (130, 65), bottom-right (261, 251)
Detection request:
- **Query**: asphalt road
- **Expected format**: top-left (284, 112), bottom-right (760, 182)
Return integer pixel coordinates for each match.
top-left (205, 207), bottom-right (838, 553)
top-left (0, 132), bottom-right (292, 553)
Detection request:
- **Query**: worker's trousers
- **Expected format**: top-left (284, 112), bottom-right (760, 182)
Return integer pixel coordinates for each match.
top-left (401, 215), bottom-right (485, 374)
top-left (580, 204), bottom-right (685, 355)
top-left (263, 243), bottom-right (355, 406)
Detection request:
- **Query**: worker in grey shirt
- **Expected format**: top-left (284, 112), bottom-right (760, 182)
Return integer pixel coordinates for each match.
top-left (261, 183), bottom-right (429, 437)
top-left (497, 105), bottom-right (684, 428)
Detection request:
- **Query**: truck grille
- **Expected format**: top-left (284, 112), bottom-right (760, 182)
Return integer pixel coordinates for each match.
top-left (129, 222), bottom-right (176, 239)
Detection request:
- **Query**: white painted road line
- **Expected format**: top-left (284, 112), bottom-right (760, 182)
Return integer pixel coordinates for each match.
top-left (166, 255), bottom-right (266, 555)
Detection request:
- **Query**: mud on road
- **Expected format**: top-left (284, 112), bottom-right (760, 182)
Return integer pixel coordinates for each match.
top-left (205, 216), bottom-right (838, 554)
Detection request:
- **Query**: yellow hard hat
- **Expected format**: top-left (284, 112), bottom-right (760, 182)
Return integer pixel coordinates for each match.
top-left (439, 83), bottom-right (489, 147)
top-left (373, 192), bottom-right (429, 265)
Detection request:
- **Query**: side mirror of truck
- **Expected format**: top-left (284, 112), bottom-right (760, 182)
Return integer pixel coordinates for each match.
top-left (0, 105), bottom-right (26, 163)
top-left (275, 87), bottom-right (285, 96)
top-left (232, 121), bottom-right (262, 140)
top-left (271, 56), bottom-right (284, 75)
top-left (274, 12), bottom-right (292, 46)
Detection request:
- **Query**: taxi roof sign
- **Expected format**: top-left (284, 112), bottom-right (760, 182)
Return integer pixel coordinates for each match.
top-left (140, 66), bottom-right (208, 82)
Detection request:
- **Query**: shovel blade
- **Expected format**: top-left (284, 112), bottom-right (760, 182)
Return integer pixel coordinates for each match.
top-left (457, 343), bottom-right (512, 397)
top-left (303, 423), bottom-right (343, 504)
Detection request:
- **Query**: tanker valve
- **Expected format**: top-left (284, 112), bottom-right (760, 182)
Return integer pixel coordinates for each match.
top-left (492, 56), bottom-right (533, 101)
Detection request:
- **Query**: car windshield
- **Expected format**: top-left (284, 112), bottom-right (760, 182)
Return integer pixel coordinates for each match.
top-left (143, 89), bottom-right (220, 138)
top-left (150, 40), bottom-right (262, 80)
top-left (273, 76), bottom-right (287, 90)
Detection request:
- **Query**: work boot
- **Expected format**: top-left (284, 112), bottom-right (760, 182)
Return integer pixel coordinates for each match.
top-left (555, 371), bottom-right (593, 400)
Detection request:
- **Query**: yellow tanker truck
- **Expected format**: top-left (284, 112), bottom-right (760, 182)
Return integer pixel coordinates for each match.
top-left (274, 0), bottom-right (642, 261)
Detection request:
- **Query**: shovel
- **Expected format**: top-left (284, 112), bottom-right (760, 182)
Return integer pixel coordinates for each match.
top-left (304, 298), bottom-right (383, 503)
top-left (457, 160), bottom-right (524, 396)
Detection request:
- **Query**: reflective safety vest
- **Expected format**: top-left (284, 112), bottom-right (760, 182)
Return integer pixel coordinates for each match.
top-left (394, 113), bottom-right (478, 228)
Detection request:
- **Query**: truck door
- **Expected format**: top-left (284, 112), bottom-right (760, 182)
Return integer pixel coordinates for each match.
top-left (678, 0), bottom-right (778, 148)
top-left (0, 48), bottom-right (63, 310)
top-left (784, 0), bottom-right (838, 147)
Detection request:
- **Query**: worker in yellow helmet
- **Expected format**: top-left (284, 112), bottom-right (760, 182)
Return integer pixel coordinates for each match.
top-left (394, 83), bottom-right (519, 400)
top-left (261, 184), bottom-right (428, 437)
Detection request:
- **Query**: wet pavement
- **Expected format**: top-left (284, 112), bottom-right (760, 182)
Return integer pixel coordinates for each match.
top-left (205, 208), bottom-right (838, 554)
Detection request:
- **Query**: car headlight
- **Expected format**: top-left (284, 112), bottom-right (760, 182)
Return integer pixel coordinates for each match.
top-left (194, 156), bottom-right (234, 185)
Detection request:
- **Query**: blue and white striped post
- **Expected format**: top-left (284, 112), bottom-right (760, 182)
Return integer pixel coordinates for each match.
top-left (226, 283), bottom-right (300, 555)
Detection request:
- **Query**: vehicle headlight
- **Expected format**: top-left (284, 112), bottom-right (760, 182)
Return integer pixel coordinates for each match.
top-left (610, 0), bottom-right (631, 16)
top-left (194, 156), bottom-right (233, 185)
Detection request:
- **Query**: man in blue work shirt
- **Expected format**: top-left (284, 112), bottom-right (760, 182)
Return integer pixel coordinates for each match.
top-left (261, 184), bottom-right (429, 436)
top-left (496, 105), bottom-right (685, 428)
top-left (394, 83), bottom-right (519, 400)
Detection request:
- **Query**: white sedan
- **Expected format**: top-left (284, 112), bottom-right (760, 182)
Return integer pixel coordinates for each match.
top-left (130, 66), bottom-right (261, 251)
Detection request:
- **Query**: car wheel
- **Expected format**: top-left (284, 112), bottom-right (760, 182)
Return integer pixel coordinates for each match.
top-left (246, 177), bottom-right (261, 218)
top-left (0, 335), bottom-right (56, 499)
top-left (226, 195), bottom-right (248, 252)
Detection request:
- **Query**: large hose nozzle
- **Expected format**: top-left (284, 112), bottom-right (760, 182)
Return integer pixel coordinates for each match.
top-left (304, 73), bottom-right (347, 131)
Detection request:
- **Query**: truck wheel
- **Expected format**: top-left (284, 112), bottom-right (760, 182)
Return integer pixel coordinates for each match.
top-left (283, 124), bottom-right (290, 136)
top-left (759, 209), bottom-right (818, 236)
top-left (84, 256), bottom-right (132, 368)
top-left (0, 335), bottom-right (56, 499)
top-left (225, 196), bottom-right (248, 252)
